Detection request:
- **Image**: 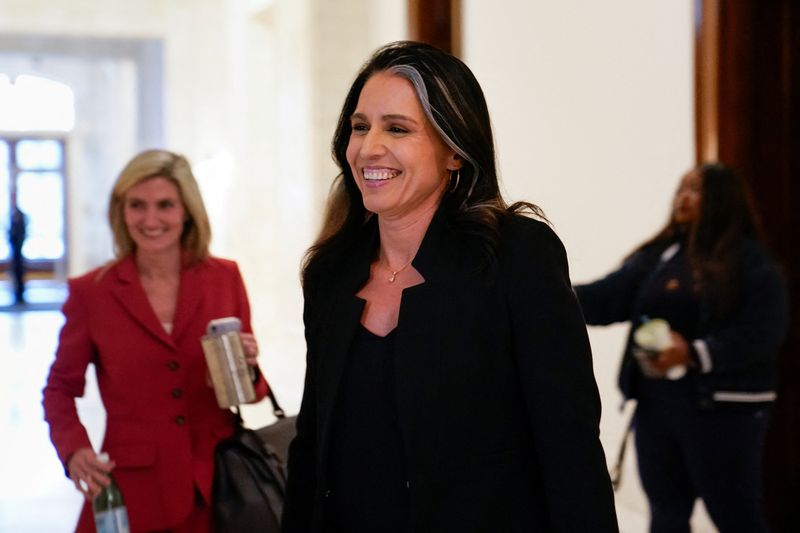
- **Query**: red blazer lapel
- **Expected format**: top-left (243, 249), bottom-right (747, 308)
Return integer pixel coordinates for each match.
top-left (111, 256), bottom-right (176, 350)
top-left (171, 261), bottom-right (205, 342)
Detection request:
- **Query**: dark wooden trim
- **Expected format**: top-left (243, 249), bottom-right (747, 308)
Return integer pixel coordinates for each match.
top-left (696, 1), bottom-right (800, 530)
top-left (450, 0), bottom-right (461, 57)
top-left (408, 0), bottom-right (461, 56)
top-left (694, 0), bottom-right (719, 163)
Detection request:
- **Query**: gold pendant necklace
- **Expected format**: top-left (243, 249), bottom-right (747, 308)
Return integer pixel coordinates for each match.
top-left (383, 258), bottom-right (413, 283)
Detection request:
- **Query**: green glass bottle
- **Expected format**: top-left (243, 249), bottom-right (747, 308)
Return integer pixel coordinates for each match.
top-left (92, 452), bottom-right (130, 533)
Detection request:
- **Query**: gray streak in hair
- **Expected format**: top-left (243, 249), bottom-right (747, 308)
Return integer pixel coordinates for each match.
top-left (387, 65), bottom-right (470, 165)
top-left (387, 64), bottom-right (480, 202)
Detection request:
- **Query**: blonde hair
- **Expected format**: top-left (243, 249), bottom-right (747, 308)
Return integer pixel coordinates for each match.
top-left (108, 149), bottom-right (211, 263)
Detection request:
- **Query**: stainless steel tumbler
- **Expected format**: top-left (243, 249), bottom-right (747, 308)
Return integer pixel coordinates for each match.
top-left (201, 330), bottom-right (256, 408)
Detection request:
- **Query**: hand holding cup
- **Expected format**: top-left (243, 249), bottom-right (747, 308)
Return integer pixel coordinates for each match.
top-left (633, 319), bottom-right (688, 380)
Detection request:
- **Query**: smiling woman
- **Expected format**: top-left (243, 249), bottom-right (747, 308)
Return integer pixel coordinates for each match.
top-left (282, 41), bottom-right (619, 533)
top-left (122, 177), bottom-right (186, 257)
top-left (107, 152), bottom-right (210, 264)
top-left (345, 72), bottom-right (458, 225)
top-left (42, 149), bottom-right (270, 532)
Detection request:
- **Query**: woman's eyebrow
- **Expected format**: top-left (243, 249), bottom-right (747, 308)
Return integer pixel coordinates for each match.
top-left (350, 112), bottom-right (419, 126)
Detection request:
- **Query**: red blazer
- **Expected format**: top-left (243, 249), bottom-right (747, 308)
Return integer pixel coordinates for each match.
top-left (42, 255), bottom-right (268, 532)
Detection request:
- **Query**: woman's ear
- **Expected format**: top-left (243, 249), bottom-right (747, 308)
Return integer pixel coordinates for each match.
top-left (447, 153), bottom-right (464, 171)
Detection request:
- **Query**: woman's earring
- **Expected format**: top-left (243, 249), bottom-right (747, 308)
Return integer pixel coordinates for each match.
top-left (448, 169), bottom-right (461, 192)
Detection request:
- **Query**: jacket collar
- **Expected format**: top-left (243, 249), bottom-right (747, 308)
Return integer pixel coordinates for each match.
top-left (336, 207), bottom-right (456, 292)
top-left (408, 207), bottom-right (454, 286)
top-left (110, 255), bottom-right (204, 350)
top-left (315, 208), bottom-right (457, 466)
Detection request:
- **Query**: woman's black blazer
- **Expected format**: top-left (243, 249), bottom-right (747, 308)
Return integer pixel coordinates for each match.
top-left (283, 210), bottom-right (618, 533)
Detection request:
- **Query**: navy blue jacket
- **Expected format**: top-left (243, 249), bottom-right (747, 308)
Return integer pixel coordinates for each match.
top-left (575, 239), bottom-right (789, 411)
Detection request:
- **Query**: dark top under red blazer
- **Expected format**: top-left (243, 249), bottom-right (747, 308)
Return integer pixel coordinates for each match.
top-left (42, 255), bottom-right (268, 532)
top-left (283, 211), bottom-right (618, 532)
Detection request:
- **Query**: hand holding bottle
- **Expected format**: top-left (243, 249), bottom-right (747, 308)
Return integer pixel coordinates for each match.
top-left (93, 453), bottom-right (130, 533)
top-left (67, 447), bottom-right (114, 500)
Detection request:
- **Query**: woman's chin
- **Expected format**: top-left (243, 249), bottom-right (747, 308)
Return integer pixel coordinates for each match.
top-left (673, 213), bottom-right (696, 225)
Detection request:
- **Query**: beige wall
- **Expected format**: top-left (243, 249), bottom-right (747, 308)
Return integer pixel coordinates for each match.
top-left (0, 0), bottom-right (407, 422)
top-left (463, 1), bottom-right (705, 527)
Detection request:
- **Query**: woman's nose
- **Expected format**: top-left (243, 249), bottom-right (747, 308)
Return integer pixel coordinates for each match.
top-left (360, 130), bottom-right (386, 158)
top-left (142, 207), bottom-right (160, 225)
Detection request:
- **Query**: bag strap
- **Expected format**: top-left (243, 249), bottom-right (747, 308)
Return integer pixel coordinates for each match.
top-left (265, 381), bottom-right (286, 419)
top-left (231, 378), bottom-right (286, 425)
top-left (610, 410), bottom-right (635, 491)
top-left (232, 405), bottom-right (245, 426)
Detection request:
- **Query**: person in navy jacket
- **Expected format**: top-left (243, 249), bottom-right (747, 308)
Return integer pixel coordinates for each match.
top-left (43, 149), bottom-right (268, 532)
top-left (575, 163), bottom-right (788, 533)
top-left (282, 41), bottom-right (618, 533)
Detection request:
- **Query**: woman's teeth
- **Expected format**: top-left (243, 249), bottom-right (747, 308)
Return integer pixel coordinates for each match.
top-left (363, 169), bottom-right (400, 181)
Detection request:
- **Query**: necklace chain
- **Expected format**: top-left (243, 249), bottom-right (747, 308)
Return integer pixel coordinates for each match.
top-left (382, 257), bottom-right (413, 283)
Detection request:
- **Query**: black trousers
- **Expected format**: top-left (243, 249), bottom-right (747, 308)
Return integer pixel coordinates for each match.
top-left (635, 381), bottom-right (770, 533)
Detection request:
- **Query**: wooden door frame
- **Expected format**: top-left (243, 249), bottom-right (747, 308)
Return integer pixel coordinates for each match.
top-left (408, 0), bottom-right (461, 56)
top-left (695, 1), bottom-right (800, 530)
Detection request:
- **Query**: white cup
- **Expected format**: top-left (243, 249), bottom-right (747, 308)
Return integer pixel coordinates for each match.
top-left (633, 319), bottom-right (686, 380)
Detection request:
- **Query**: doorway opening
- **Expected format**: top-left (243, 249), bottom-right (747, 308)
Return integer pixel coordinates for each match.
top-left (0, 74), bottom-right (73, 308)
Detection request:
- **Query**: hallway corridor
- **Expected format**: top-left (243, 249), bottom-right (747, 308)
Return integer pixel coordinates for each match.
top-left (0, 309), bottom-right (103, 532)
top-left (0, 307), bottom-right (696, 532)
top-left (0, 311), bottom-right (655, 532)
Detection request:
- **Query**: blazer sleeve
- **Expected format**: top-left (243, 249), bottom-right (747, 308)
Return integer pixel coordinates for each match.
top-left (231, 262), bottom-right (269, 400)
top-left (692, 246), bottom-right (789, 375)
top-left (42, 277), bottom-right (96, 473)
top-left (574, 249), bottom-right (653, 326)
top-left (281, 294), bottom-right (318, 532)
top-left (506, 220), bottom-right (619, 532)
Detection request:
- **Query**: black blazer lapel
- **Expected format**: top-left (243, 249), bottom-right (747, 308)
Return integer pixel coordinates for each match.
top-left (394, 210), bottom-right (457, 471)
top-left (395, 281), bottom-right (446, 473)
top-left (313, 227), bottom-right (375, 458)
top-left (316, 289), bottom-right (366, 456)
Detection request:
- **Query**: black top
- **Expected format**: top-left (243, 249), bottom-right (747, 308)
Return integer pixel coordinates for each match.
top-left (634, 242), bottom-right (700, 404)
top-left (635, 242), bottom-right (700, 341)
top-left (328, 324), bottom-right (408, 533)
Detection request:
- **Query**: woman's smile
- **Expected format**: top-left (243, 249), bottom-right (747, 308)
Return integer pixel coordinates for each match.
top-left (123, 176), bottom-right (186, 255)
top-left (362, 166), bottom-right (402, 188)
top-left (346, 71), bottom-right (459, 218)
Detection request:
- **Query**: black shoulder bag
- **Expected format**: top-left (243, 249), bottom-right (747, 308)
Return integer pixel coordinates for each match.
top-left (213, 387), bottom-right (297, 533)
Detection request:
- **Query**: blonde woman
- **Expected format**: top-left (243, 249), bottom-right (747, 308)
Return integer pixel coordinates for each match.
top-left (43, 149), bottom-right (268, 532)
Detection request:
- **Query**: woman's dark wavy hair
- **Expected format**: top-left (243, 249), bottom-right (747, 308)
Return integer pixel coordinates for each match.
top-left (302, 41), bottom-right (543, 285)
top-left (634, 162), bottom-right (761, 316)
